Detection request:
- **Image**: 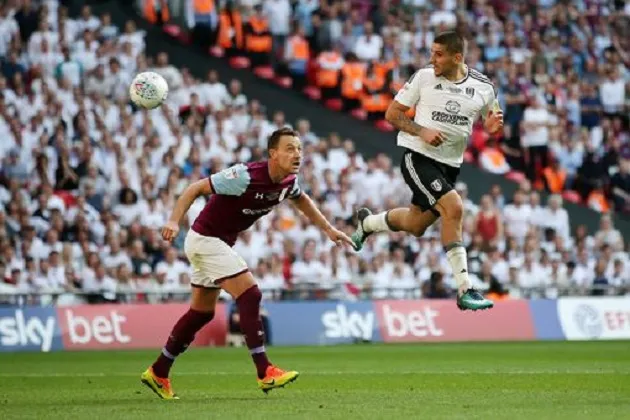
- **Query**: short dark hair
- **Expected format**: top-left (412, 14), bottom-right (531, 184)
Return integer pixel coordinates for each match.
top-left (434, 31), bottom-right (466, 55)
top-left (267, 127), bottom-right (299, 153)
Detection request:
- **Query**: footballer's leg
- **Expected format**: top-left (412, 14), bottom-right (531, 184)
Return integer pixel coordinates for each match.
top-left (435, 191), bottom-right (493, 311)
top-left (221, 272), bottom-right (299, 393)
top-left (351, 204), bottom-right (438, 250)
top-left (141, 287), bottom-right (219, 400)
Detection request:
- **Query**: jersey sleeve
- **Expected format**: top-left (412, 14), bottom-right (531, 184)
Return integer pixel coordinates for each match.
top-left (481, 84), bottom-right (498, 121)
top-left (394, 69), bottom-right (428, 108)
top-left (209, 163), bottom-right (251, 196)
top-left (288, 177), bottom-right (302, 199)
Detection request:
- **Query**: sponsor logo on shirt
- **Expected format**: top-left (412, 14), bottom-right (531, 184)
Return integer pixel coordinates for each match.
top-left (243, 207), bottom-right (274, 216)
top-left (431, 111), bottom-right (470, 126)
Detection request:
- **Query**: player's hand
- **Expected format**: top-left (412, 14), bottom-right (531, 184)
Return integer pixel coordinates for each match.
top-left (161, 220), bottom-right (180, 242)
top-left (419, 127), bottom-right (446, 146)
top-left (325, 227), bottom-right (354, 248)
top-left (485, 111), bottom-right (504, 134)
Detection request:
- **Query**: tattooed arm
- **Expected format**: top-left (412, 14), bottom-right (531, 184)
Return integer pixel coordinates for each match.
top-left (385, 101), bottom-right (423, 136)
top-left (385, 100), bottom-right (445, 146)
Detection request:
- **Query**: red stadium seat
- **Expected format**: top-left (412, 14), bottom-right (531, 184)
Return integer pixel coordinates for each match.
top-left (351, 108), bottom-right (367, 120)
top-left (375, 120), bottom-right (394, 132)
top-left (163, 24), bottom-right (181, 38)
top-left (463, 150), bottom-right (474, 163)
top-left (209, 46), bottom-right (224, 57)
top-left (229, 56), bottom-right (251, 69)
top-left (324, 98), bottom-right (343, 111)
top-left (306, 60), bottom-right (319, 86)
top-left (178, 32), bottom-right (191, 45)
top-left (254, 66), bottom-right (275, 80)
top-left (303, 86), bottom-right (321, 100)
top-left (274, 76), bottom-right (292, 88)
top-left (505, 170), bottom-right (526, 183)
top-left (562, 190), bottom-right (582, 204)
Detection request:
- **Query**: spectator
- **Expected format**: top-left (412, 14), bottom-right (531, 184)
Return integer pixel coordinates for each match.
top-left (353, 22), bottom-right (382, 62)
top-left (264, 0), bottom-right (291, 61)
top-left (521, 95), bottom-right (553, 183)
top-left (609, 152), bottom-right (630, 213)
top-left (473, 194), bottom-right (503, 248)
top-left (422, 271), bottom-right (451, 299)
top-left (502, 190), bottom-right (531, 244)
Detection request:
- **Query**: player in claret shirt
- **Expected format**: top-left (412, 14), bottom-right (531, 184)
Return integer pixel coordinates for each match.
top-left (141, 128), bottom-right (353, 399)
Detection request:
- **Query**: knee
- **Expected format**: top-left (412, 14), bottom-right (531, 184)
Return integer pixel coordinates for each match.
top-left (409, 224), bottom-right (427, 237)
top-left (238, 285), bottom-right (262, 305)
top-left (438, 195), bottom-right (464, 222)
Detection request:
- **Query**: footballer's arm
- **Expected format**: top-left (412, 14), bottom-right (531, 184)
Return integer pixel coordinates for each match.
top-left (385, 101), bottom-right (445, 146)
top-left (290, 193), bottom-right (353, 247)
top-left (162, 179), bottom-right (213, 241)
top-left (385, 100), bottom-right (424, 137)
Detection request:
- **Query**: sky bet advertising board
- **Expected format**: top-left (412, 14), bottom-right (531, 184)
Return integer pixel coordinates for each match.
top-left (1, 298), bottom-right (629, 352)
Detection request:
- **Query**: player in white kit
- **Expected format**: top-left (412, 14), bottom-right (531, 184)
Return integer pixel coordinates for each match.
top-left (351, 31), bottom-right (504, 311)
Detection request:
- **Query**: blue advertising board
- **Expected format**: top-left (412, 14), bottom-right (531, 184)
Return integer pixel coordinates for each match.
top-left (0, 307), bottom-right (63, 352)
top-left (528, 300), bottom-right (565, 340)
top-left (265, 301), bottom-right (382, 346)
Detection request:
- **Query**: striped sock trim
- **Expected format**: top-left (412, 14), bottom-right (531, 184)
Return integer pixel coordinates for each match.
top-left (161, 347), bottom-right (175, 360)
top-left (249, 345), bottom-right (266, 355)
top-left (444, 241), bottom-right (465, 253)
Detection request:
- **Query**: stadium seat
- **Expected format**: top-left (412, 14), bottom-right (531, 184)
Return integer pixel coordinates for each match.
top-left (375, 120), bottom-right (394, 132)
top-left (303, 86), bottom-right (321, 100)
top-left (274, 76), bottom-right (293, 88)
top-left (324, 98), bottom-right (343, 111)
top-left (254, 66), bottom-right (275, 80)
top-left (163, 24), bottom-right (181, 38)
top-left (562, 190), bottom-right (582, 204)
top-left (229, 56), bottom-right (251, 69)
top-left (351, 109), bottom-right (367, 120)
top-left (463, 150), bottom-right (474, 163)
top-left (163, 24), bottom-right (190, 44)
top-left (209, 46), bottom-right (224, 57)
top-left (505, 170), bottom-right (526, 183)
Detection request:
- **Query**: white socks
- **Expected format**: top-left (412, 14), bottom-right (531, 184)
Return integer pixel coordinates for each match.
top-left (446, 245), bottom-right (472, 291)
top-left (363, 212), bottom-right (391, 233)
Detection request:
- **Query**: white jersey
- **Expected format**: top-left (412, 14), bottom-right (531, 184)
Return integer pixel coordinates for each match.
top-left (394, 66), bottom-right (496, 168)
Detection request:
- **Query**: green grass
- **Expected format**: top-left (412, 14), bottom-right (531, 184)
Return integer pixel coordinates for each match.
top-left (2, 342), bottom-right (630, 419)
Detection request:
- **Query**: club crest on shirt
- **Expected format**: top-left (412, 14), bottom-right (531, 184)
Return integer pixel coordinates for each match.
top-left (222, 167), bottom-right (239, 179)
top-left (431, 179), bottom-right (443, 191)
top-left (445, 100), bottom-right (461, 114)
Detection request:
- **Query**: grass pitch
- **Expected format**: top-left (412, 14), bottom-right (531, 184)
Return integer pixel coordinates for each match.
top-left (2, 341), bottom-right (629, 419)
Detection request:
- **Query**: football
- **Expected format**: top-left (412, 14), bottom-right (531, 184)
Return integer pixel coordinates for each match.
top-left (129, 71), bottom-right (169, 109)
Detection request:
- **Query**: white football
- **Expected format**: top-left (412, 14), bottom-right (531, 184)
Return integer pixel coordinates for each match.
top-left (129, 71), bottom-right (169, 109)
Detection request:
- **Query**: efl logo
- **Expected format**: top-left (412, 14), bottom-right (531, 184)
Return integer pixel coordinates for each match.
top-left (0, 308), bottom-right (60, 352)
top-left (63, 309), bottom-right (131, 346)
top-left (558, 298), bottom-right (630, 341)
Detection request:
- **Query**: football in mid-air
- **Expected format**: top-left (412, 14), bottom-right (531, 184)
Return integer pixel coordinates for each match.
top-left (129, 71), bottom-right (169, 109)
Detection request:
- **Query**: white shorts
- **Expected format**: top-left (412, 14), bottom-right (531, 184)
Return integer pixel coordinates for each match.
top-left (184, 230), bottom-right (249, 289)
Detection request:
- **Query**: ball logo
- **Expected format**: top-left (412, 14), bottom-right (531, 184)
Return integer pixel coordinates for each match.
top-left (573, 304), bottom-right (603, 338)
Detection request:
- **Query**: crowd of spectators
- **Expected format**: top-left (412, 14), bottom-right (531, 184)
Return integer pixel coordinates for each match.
top-left (0, 1), bottom-right (629, 307)
top-left (185, 0), bottom-right (630, 214)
